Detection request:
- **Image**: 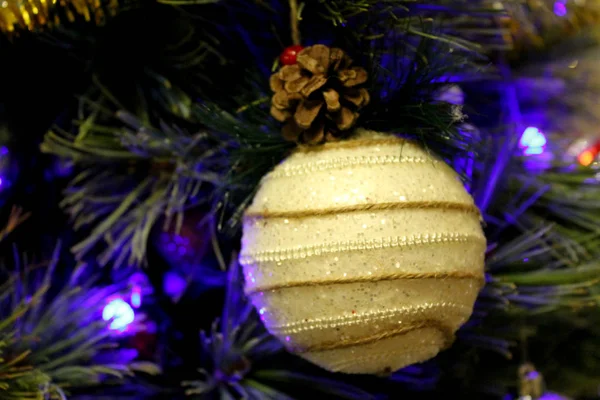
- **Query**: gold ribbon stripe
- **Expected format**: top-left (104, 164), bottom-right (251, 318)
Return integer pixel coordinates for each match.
top-left (269, 302), bottom-right (470, 335)
top-left (289, 319), bottom-right (454, 353)
top-left (244, 201), bottom-right (481, 220)
top-left (240, 232), bottom-right (484, 264)
top-left (245, 270), bottom-right (484, 295)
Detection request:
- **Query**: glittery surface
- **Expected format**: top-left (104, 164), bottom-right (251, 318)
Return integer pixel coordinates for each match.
top-left (248, 135), bottom-right (474, 215)
top-left (0, 0), bottom-right (119, 35)
top-left (240, 129), bottom-right (486, 374)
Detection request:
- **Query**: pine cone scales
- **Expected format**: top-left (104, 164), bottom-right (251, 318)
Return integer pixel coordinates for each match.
top-left (270, 45), bottom-right (370, 144)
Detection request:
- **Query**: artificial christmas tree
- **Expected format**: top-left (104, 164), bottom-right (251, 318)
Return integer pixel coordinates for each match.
top-left (1, 1), bottom-right (600, 399)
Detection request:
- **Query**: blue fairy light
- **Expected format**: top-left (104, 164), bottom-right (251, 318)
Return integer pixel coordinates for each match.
top-left (130, 286), bottom-right (142, 308)
top-left (103, 298), bottom-right (135, 331)
top-left (519, 127), bottom-right (547, 155)
top-left (127, 272), bottom-right (149, 308)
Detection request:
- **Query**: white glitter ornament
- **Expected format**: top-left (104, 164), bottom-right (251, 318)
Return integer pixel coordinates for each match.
top-left (240, 129), bottom-right (486, 374)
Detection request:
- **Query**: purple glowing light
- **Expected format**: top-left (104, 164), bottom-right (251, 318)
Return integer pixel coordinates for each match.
top-left (526, 370), bottom-right (540, 380)
top-left (163, 271), bottom-right (187, 299)
top-left (540, 393), bottom-right (569, 400)
top-left (131, 285), bottom-right (142, 308)
top-left (519, 126), bottom-right (547, 155)
top-left (128, 272), bottom-right (149, 308)
top-left (554, 1), bottom-right (567, 17)
top-left (103, 298), bottom-right (135, 331)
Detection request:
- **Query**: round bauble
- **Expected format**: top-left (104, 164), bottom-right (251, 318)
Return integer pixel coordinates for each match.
top-left (239, 129), bottom-right (486, 374)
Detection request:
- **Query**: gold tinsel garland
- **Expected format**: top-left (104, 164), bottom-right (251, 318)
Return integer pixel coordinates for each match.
top-left (502, 0), bottom-right (600, 54)
top-left (0, 0), bottom-right (122, 35)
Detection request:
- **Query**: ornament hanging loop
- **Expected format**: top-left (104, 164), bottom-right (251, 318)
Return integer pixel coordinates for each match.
top-left (289, 0), bottom-right (301, 45)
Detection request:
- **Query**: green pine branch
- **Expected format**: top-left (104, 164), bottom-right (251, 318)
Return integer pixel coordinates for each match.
top-left (42, 87), bottom-right (227, 268)
top-left (0, 246), bottom-right (159, 399)
top-left (40, 0), bottom-right (513, 266)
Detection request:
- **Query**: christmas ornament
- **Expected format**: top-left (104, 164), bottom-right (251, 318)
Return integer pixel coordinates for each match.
top-left (240, 128), bottom-right (486, 374)
top-left (280, 45), bottom-right (305, 65)
top-left (270, 44), bottom-right (370, 144)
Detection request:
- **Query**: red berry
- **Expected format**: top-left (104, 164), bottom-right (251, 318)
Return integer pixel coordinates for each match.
top-left (280, 45), bottom-right (304, 65)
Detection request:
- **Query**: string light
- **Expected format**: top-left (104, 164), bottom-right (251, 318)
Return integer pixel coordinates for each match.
top-left (163, 271), bottom-right (187, 301)
top-left (103, 298), bottom-right (135, 331)
top-left (578, 149), bottom-right (595, 166)
top-left (128, 272), bottom-right (148, 309)
top-left (519, 126), bottom-right (547, 156)
top-left (130, 285), bottom-right (142, 308)
top-left (577, 140), bottom-right (600, 166)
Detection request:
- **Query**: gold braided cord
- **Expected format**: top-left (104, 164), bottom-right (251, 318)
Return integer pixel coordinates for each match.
top-left (244, 201), bottom-right (481, 220)
top-left (289, 319), bottom-right (454, 353)
top-left (245, 270), bottom-right (484, 295)
top-left (0, 0), bottom-right (122, 35)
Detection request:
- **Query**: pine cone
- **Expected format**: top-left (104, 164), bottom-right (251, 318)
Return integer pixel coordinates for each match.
top-left (270, 44), bottom-right (370, 144)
